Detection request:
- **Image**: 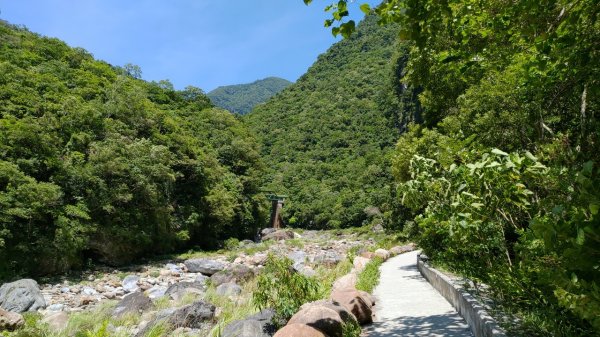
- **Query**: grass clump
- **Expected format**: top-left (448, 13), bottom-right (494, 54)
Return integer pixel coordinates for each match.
top-left (341, 319), bottom-right (362, 337)
top-left (356, 257), bottom-right (383, 293)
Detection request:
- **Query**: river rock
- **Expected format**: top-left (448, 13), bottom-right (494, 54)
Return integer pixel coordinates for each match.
top-left (165, 281), bottom-right (205, 301)
top-left (330, 288), bottom-right (373, 324)
top-left (42, 311), bottom-right (69, 331)
top-left (122, 275), bottom-right (140, 293)
top-left (144, 285), bottom-right (167, 299)
top-left (167, 300), bottom-right (215, 329)
top-left (262, 230), bottom-right (294, 241)
top-left (0, 308), bottom-right (24, 330)
top-left (332, 273), bottom-right (357, 291)
top-left (47, 303), bottom-right (65, 312)
top-left (221, 309), bottom-right (276, 337)
top-left (260, 228), bottom-right (277, 237)
top-left (113, 292), bottom-right (153, 317)
top-left (288, 304), bottom-right (346, 337)
top-left (313, 251), bottom-right (342, 266)
top-left (0, 279), bottom-right (46, 312)
top-left (210, 264), bottom-right (254, 286)
top-left (82, 286), bottom-right (97, 296)
top-left (299, 300), bottom-right (356, 323)
top-left (374, 249), bottom-right (390, 261)
top-left (274, 323), bottom-right (327, 337)
top-left (288, 250), bottom-right (307, 269)
top-left (389, 243), bottom-right (416, 256)
top-left (184, 259), bottom-right (225, 275)
top-left (215, 282), bottom-right (242, 297)
top-left (352, 256), bottom-right (370, 273)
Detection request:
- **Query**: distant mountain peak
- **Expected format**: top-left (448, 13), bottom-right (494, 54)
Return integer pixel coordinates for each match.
top-left (207, 77), bottom-right (292, 115)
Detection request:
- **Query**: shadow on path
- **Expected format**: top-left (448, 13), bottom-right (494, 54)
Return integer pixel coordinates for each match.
top-left (362, 313), bottom-right (472, 337)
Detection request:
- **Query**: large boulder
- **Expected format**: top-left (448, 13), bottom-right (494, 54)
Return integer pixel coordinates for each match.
top-left (262, 230), bottom-right (295, 241)
top-left (113, 291), bottom-right (153, 317)
top-left (122, 275), bottom-right (140, 293)
top-left (287, 251), bottom-right (307, 269)
top-left (0, 308), bottom-right (24, 330)
top-left (313, 251), bottom-right (342, 266)
top-left (352, 257), bottom-right (371, 273)
top-left (374, 249), bottom-right (390, 261)
top-left (144, 285), bottom-right (167, 299)
top-left (42, 311), bottom-right (69, 331)
top-left (168, 300), bottom-right (215, 329)
top-left (216, 282), bottom-right (242, 297)
top-left (165, 281), bottom-right (205, 301)
top-left (332, 273), bottom-right (357, 291)
top-left (222, 309), bottom-right (277, 337)
top-left (184, 258), bottom-right (225, 275)
top-left (288, 303), bottom-right (350, 337)
top-left (0, 279), bottom-right (46, 312)
top-left (260, 228), bottom-right (277, 237)
top-left (299, 300), bottom-right (356, 324)
top-left (210, 264), bottom-right (254, 286)
top-left (330, 289), bottom-right (373, 324)
top-left (389, 243), bottom-right (417, 256)
top-left (274, 323), bottom-right (328, 337)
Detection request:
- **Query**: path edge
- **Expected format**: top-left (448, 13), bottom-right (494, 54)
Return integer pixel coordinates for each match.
top-left (417, 254), bottom-right (507, 337)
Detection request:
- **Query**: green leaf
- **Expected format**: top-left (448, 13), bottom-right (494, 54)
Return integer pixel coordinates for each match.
top-left (576, 228), bottom-right (585, 245)
top-left (303, 0), bottom-right (312, 5)
top-left (360, 3), bottom-right (371, 14)
top-left (590, 203), bottom-right (599, 215)
top-left (491, 148), bottom-right (509, 156)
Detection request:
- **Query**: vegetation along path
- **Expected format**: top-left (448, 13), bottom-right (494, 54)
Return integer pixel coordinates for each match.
top-left (363, 250), bottom-right (473, 337)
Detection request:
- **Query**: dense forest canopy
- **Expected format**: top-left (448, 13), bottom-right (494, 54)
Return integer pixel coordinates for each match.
top-left (0, 20), bottom-right (266, 279)
top-left (245, 15), bottom-right (419, 230)
top-left (207, 77), bottom-right (292, 115)
top-left (308, 0), bottom-right (600, 335)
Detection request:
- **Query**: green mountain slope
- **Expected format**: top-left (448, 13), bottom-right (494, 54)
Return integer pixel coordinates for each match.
top-left (208, 77), bottom-right (292, 115)
top-left (0, 20), bottom-right (264, 278)
top-left (245, 15), bottom-right (414, 229)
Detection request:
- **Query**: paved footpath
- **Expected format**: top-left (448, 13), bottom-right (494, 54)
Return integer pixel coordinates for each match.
top-left (362, 250), bottom-right (474, 337)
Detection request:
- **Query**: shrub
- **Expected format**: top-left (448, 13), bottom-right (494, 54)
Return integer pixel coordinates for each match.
top-left (253, 254), bottom-right (321, 325)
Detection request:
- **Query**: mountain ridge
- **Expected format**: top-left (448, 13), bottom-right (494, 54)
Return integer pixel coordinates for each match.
top-left (208, 76), bottom-right (292, 115)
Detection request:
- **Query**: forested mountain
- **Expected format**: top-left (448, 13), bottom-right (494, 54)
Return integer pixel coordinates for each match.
top-left (0, 20), bottom-right (265, 279)
top-left (245, 15), bottom-right (417, 229)
top-left (208, 77), bottom-right (292, 115)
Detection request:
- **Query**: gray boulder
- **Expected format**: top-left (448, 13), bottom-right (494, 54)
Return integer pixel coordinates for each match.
top-left (144, 285), bottom-right (167, 299)
top-left (313, 251), bottom-right (342, 266)
top-left (210, 264), bottom-right (254, 286)
top-left (0, 279), bottom-right (46, 312)
top-left (216, 282), bottom-right (242, 297)
top-left (262, 230), bottom-right (294, 241)
top-left (113, 291), bottom-right (153, 317)
top-left (222, 309), bottom-right (276, 337)
top-left (122, 275), bottom-right (140, 293)
top-left (260, 228), bottom-right (277, 237)
top-left (288, 250), bottom-right (307, 269)
top-left (168, 300), bottom-right (215, 329)
top-left (184, 258), bottom-right (225, 275)
top-left (165, 281), bottom-right (205, 301)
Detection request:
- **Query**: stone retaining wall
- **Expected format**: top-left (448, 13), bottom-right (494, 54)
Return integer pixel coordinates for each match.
top-left (417, 254), bottom-right (507, 337)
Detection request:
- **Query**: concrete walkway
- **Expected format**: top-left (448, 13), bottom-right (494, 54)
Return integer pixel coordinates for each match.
top-left (362, 250), bottom-right (473, 337)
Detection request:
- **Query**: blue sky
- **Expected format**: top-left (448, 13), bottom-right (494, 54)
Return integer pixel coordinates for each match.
top-left (0, 0), bottom-right (377, 92)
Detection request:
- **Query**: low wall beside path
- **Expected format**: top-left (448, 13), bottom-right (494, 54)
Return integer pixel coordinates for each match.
top-left (417, 254), bottom-right (507, 337)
